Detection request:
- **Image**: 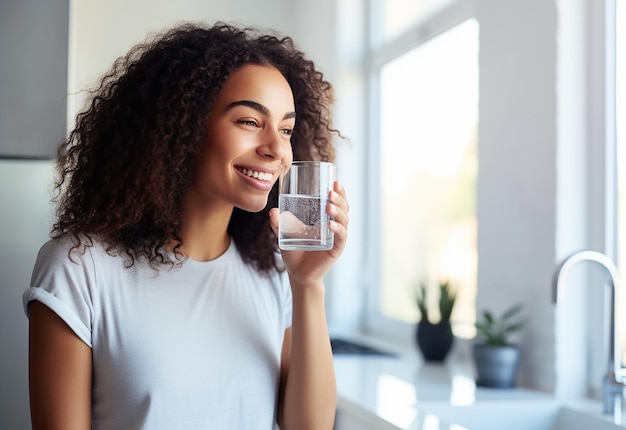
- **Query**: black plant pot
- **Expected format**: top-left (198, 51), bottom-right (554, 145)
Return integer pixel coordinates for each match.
top-left (473, 344), bottom-right (521, 388)
top-left (416, 321), bottom-right (454, 362)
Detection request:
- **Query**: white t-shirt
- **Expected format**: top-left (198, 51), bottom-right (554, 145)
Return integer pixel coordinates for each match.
top-left (23, 237), bottom-right (292, 430)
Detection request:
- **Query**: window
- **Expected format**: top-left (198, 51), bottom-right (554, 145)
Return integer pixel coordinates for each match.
top-left (365, 1), bottom-right (478, 339)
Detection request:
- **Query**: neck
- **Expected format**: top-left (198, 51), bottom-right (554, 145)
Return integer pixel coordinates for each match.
top-left (179, 227), bottom-right (231, 262)
top-left (176, 193), bottom-right (234, 262)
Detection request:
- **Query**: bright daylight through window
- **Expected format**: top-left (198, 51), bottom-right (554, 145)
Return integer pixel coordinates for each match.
top-left (377, 18), bottom-right (479, 338)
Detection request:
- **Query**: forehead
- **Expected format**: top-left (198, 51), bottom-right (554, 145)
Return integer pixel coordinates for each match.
top-left (213, 64), bottom-right (295, 112)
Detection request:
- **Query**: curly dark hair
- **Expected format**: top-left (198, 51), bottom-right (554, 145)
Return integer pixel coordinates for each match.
top-left (52, 22), bottom-right (340, 274)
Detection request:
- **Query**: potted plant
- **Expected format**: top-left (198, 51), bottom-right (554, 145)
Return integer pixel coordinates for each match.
top-left (473, 303), bottom-right (525, 388)
top-left (415, 280), bottom-right (457, 361)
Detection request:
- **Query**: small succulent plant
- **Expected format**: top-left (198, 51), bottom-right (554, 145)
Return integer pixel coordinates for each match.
top-left (416, 280), bottom-right (456, 324)
top-left (475, 303), bottom-right (525, 346)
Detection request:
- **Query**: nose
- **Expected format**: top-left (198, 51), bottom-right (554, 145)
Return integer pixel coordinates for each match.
top-left (258, 129), bottom-right (292, 161)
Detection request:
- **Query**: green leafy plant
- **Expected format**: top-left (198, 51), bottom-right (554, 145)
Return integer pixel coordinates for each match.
top-left (415, 280), bottom-right (456, 324)
top-left (475, 303), bottom-right (525, 346)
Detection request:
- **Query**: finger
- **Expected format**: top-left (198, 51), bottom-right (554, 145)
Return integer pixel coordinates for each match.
top-left (329, 191), bottom-right (349, 215)
top-left (327, 185), bottom-right (349, 229)
top-left (327, 196), bottom-right (349, 249)
top-left (329, 218), bottom-right (348, 253)
top-left (330, 182), bottom-right (349, 212)
top-left (268, 207), bottom-right (280, 236)
top-left (327, 200), bottom-right (349, 229)
top-left (333, 180), bottom-right (344, 194)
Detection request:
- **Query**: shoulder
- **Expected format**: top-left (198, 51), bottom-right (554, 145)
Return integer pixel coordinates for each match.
top-left (25, 237), bottom-right (103, 347)
top-left (31, 235), bottom-right (122, 287)
top-left (35, 235), bottom-right (107, 269)
top-left (35, 236), bottom-right (87, 270)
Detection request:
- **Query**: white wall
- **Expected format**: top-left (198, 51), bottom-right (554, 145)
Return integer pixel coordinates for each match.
top-left (68, 0), bottom-right (295, 122)
top-left (476, 0), bottom-right (610, 398)
top-left (324, 0), bottom-right (368, 335)
top-left (476, 0), bottom-right (560, 392)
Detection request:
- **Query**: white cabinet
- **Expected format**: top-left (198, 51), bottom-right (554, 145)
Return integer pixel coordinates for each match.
top-left (0, 0), bottom-right (69, 158)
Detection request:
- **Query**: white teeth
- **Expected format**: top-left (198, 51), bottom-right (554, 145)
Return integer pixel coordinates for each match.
top-left (240, 168), bottom-right (272, 181)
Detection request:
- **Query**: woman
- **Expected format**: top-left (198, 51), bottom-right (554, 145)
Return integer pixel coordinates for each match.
top-left (23, 22), bottom-right (348, 430)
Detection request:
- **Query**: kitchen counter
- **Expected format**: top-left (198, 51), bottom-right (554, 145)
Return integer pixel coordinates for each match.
top-left (332, 337), bottom-right (624, 430)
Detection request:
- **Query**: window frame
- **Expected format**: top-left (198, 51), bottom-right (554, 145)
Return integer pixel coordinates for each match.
top-left (362, 0), bottom-right (477, 343)
top-left (352, 0), bottom-right (619, 399)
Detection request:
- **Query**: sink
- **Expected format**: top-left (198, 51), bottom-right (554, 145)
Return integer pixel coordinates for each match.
top-left (416, 401), bottom-right (624, 430)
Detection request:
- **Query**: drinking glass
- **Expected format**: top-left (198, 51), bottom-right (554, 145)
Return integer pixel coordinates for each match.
top-left (278, 161), bottom-right (335, 251)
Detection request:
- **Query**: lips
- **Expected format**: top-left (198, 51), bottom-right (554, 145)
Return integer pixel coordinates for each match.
top-left (237, 167), bottom-right (273, 182)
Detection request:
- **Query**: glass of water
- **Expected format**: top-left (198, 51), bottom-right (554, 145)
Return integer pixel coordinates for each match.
top-left (278, 161), bottom-right (335, 251)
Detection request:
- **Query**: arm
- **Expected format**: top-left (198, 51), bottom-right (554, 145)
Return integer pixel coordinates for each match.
top-left (277, 287), bottom-right (336, 430)
top-left (272, 181), bottom-right (349, 430)
top-left (28, 301), bottom-right (92, 430)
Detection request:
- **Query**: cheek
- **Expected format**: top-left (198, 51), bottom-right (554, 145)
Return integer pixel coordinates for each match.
top-left (285, 143), bottom-right (294, 162)
top-left (193, 146), bottom-right (227, 185)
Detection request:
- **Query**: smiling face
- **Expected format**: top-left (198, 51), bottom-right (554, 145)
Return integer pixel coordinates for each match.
top-left (189, 64), bottom-right (296, 213)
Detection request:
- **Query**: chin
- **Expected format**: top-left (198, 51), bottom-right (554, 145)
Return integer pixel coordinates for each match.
top-left (237, 200), bottom-right (270, 214)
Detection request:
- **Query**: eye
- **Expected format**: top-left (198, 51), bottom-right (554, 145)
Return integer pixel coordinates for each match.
top-left (280, 127), bottom-right (294, 136)
top-left (236, 119), bottom-right (259, 128)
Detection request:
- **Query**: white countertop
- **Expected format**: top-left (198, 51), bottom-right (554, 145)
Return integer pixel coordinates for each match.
top-left (332, 336), bottom-right (621, 430)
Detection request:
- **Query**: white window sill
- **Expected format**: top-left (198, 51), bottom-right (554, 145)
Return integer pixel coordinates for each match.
top-left (332, 335), bottom-right (624, 430)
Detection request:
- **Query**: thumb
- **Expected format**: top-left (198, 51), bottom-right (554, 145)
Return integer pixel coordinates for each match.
top-left (269, 207), bottom-right (280, 236)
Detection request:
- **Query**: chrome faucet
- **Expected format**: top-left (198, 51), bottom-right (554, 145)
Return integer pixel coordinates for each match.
top-left (552, 250), bottom-right (625, 423)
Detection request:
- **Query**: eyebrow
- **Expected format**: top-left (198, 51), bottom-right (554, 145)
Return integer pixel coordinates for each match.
top-left (226, 100), bottom-right (296, 120)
